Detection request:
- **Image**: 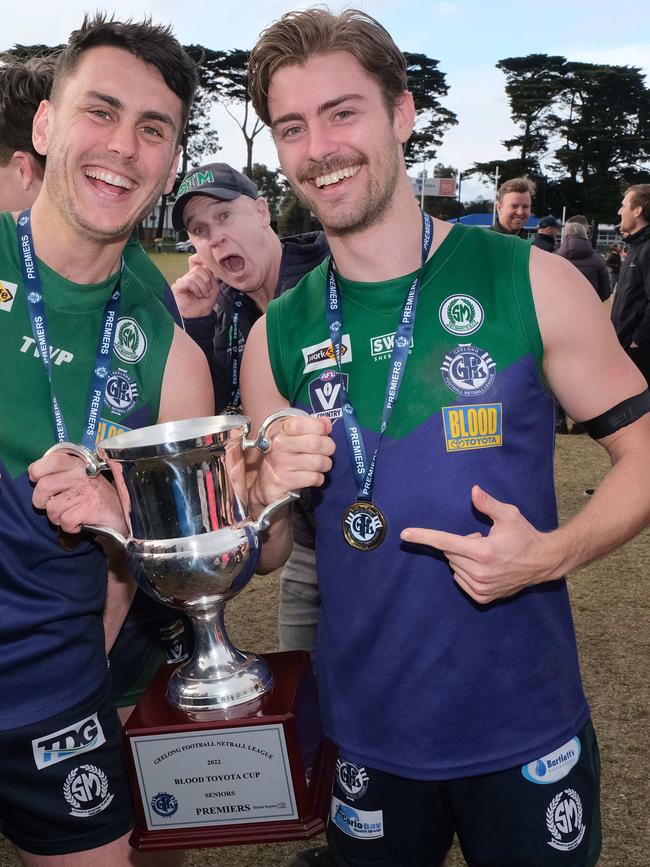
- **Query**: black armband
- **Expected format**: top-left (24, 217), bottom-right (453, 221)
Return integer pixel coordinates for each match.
top-left (582, 390), bottom-right (650, 439)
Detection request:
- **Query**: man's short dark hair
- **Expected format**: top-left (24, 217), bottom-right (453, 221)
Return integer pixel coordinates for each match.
top-left (0, 55), bottom-right (55, 167)
top-left (625, 184), bottom-right (650, 223)
top-left (51, 13), bottom-right (197, 141)
top-left (497, 176), bottom-right (536, 202)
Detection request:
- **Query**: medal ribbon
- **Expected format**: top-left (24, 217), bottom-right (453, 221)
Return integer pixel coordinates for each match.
top-left (228, 293), bottom-right (244, 409)
top-left (17, 208), bottom-right (123, 449)
top-left (326, 211), bottom-right (433, 504)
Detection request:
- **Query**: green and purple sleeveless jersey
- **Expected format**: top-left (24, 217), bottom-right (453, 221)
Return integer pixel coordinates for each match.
top-left (266, 222), bottom-right (588, 779)
top-left (0, 212), bottom-right (174, 729)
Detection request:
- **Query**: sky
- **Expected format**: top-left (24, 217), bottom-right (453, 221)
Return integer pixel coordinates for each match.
top-left (3, 0), bottom-right (650, 203)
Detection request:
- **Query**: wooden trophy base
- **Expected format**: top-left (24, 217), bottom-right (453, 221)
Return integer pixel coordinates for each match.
top-left (124, 650), bottom-right (336, 851)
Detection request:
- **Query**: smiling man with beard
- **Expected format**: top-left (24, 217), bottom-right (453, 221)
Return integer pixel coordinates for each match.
top-left (237, 7), bottom-right (650, 867)
top-left (0, 15), bottom-right (213, 866)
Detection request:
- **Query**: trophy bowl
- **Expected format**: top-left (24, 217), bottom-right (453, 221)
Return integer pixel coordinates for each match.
top-left (46, 411), bottom-right (304, 711)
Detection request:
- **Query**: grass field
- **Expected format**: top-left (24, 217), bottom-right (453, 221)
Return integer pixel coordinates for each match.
top-left (148, 249), bottom-right (193, 286)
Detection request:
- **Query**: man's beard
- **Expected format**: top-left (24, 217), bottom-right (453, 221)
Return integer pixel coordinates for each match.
top-left (290, 142), bottom-right (401, 238)
top-left (44, 145), bottom-right (165, 241)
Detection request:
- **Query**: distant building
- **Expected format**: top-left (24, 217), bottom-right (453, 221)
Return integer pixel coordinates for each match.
top-left (409, 175), bottom-right (457, 199)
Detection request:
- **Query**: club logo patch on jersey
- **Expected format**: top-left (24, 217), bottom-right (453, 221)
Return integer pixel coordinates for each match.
top-left (439, 295), bottom-right (484, 336)
top-left (104, 369), bottom-right (138, 416)
top-left (522, 737), bottom-right (581, 785)
top-left (151, 792), bottom-right (179, 817)
top-left (32, 714), bottom-right (106, 770)
top-left (63, 764), bottom-right (114, 818)
top-left (442, 404), bottom-right (502, 451)
top-left (0, 278), bottom-right (17, 312)
top-left (331, 797), bottom-right (383, 839)
top-left (441, 344), bottom-right (496, 396)
top-left (369, 331), bottom-right (414, 361)
top-left (336, 759), bottom-right (369, 800)
top-left (114, 317), bottom-right (147, 363)
top-left (546, 788), bottom-right (586, 852)
top-left (302, 334), bottom-right (352, 373)
top-left (309, 371), bottom-right (348, 421)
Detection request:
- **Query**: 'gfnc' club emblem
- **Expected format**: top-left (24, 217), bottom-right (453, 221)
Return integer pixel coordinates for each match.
top-left (336, 759), bottom-right (369, 800)
top-left (441, 344), bottom-right (496, 397)
top-left (151, 792), bottom-right (179, 818)
top-left (104, 369), bottom-right (138, 415)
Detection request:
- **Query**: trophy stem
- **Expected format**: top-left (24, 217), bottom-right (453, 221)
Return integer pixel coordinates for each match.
top-left (165, 602), bottom-right (274, 711)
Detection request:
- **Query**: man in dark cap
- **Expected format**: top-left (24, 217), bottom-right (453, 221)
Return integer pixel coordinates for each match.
top-left (532, 215), bottom-right (560, 252)
top-left (171, 162), bottom-right (330, 658)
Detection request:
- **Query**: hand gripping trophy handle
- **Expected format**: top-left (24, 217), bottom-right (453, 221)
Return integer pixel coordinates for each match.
top-left (43, 408), bottom-right (308, 542)
top-left (42, 408), bottom-right (311, 710)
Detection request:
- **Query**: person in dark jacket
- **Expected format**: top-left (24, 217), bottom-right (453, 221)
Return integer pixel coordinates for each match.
top-left (556, 222), bottom-right (611, 302)
top-left (171, 162), bottom-right (329, 410)
top-left (171, 162), bottom-right (329, 656)
top-left (606, 243), bottom-right (622, 292)
top-left (611, 184), bottom-right (650, 385)
top-left (531, 214), bottom-right (560, 252)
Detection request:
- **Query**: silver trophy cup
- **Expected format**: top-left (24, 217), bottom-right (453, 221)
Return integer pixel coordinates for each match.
top-left (46, 410), bottom-right (305, 712)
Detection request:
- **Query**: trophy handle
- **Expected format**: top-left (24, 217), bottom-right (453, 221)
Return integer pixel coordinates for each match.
top-left (243, 407), bottom-right (309, 453)
top-left (43, 441), bottom-right (108, 477)
top-left (242, 409), bottom-right (308, 532)
top-left (251, 491), bottom-right (300, 533)
top-left (41, 441), bottom-right (127, 548)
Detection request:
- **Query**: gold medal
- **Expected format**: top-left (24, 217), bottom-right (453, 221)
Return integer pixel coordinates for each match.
top-left (342, 502), bottom-right (387, 551)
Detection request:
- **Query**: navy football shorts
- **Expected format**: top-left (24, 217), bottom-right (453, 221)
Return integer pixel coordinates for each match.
top-left (327, 720), bottom-right (601, 866)
top-left (0, 677), bottom-right (134, 855)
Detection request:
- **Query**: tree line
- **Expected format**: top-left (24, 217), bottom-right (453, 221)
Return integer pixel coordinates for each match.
top-left (5, 43), bottom-right (650, 231)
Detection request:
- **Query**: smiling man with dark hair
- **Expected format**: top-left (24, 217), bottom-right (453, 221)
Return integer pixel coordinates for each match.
top-left (0, 15), bottom-right (212, 865)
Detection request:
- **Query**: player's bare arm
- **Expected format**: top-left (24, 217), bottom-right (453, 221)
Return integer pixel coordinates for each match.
top-left (157, 322), bottom-right (215, 422)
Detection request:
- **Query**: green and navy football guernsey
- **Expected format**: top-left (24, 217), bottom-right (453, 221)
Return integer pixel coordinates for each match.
top-left (266, 222), bottom-right (589, 780)
top-left (0, 212), bottom-right (174, 730)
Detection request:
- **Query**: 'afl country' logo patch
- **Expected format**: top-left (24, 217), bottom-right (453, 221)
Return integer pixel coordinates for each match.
top-left (0, 279), bottom-right (17, 312)
top-left (104, 369), bottom-right (138, 415)
top-left (522, 737), bottom-right (581, 785)
top-left (302, 334), bottom-right (352, 373)
top-left (546, 788), bottom-right (586, 852)
top-left (309, 371), bottom-right (348, 421)
top-left (151, 792), bottom-right (179, 817)
top-left (441, 344), bottom-right (496, 396)
top-left (336, 759), bottom-right (369, 800)
top-left (114, 317), bottom-right (147, 363)
top-left (439, 294), bottom-right (484, 336)
top-left (63, 764), bottom-right (114, 817)
top-left (442, 404), bottom-right (502, 452)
